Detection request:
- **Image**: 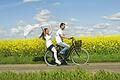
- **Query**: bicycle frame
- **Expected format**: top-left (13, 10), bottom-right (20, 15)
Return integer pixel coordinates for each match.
top-left (63, 38), bottom-right (81, 58)
top-left (56, 37), bottom-right (82, 59)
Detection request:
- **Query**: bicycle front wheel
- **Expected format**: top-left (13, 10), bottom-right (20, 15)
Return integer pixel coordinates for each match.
top-left (71, 48), bottom-right (89, 65)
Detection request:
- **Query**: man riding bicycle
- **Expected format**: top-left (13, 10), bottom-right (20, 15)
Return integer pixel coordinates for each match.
top-left (56, 23), bottom-right (72, 64)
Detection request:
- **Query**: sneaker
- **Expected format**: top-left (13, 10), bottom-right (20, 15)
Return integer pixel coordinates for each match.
top-left (59, 52), bottom-right (64, 54)
top-left (55, 60), bottom-right (61, 65)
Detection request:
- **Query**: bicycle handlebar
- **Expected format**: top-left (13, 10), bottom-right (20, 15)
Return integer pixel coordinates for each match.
top-left (70, 37), bottom-right (75, 44)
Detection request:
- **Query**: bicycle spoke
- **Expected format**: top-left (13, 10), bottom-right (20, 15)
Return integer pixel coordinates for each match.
top-left (71, 48), bottom-right (89, 65)
top-left (44, 51), bottom-right (56, 66)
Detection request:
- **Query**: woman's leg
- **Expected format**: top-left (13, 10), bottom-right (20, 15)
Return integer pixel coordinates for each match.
top-left (51, 47), bottom-right (61, 64)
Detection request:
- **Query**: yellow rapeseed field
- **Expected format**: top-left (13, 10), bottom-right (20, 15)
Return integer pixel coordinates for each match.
top-left (0, 36), bottom-right (120, 57)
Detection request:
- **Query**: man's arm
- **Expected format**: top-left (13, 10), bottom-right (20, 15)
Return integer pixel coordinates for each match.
top-left (59, 34), bottom-right (71, 39)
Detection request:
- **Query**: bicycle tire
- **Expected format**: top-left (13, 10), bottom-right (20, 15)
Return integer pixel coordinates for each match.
top-left (71, 48), bottom-right (89, 65)
top-left (44, 50), bottom-right (56, 66)
top-left (44, 50), bottom-right (63, 66)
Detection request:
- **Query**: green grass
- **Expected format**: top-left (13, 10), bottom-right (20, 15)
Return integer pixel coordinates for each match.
top-left (89, 54), bottom-right (120, 63)
top-left (0, 69), bottom-right (119, 80)
top-left (0, 56), bottom-right (45, 64)
top-left (0, 54), bottom-right (120, 64)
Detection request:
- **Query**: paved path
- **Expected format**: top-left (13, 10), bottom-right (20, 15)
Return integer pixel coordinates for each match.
top-left (0, 63), bottom-right (120, 73)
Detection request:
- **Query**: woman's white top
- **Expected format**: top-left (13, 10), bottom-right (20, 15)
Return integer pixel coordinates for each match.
top-left (45, 34), bottom-right (53, 48)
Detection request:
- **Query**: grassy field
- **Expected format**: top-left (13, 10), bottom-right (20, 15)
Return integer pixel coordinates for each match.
top-left (0, 36), bottom-right (120, 64)
top-left (0, 69), bottom-right (119, 80)
top-left (0, 54), bottom-right (120, 64)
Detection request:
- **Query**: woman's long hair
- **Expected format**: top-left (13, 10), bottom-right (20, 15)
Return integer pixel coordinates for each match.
top-left (39, 28), bottom-right (48, 40)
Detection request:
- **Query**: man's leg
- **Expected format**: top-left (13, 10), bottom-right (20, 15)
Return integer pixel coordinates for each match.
top-left (58, 42), bottom-right (70, 64)
top-left (58, 42), bottom-right (70, 54)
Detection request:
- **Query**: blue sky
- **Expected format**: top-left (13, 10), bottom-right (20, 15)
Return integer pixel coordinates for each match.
top-left (0, 0), bottom-right (120, 39)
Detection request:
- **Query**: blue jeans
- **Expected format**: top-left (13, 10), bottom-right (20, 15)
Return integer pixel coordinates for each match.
top-left (58, 42), bottom-right (70, 54)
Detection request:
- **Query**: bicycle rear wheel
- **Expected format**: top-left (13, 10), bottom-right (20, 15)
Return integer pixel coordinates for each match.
top-left (44, 50), bottom-right (56, 66)
top-left (44, 50), bottom-right (63, 66)
top-left (71, 48), bottom-right (89, 65)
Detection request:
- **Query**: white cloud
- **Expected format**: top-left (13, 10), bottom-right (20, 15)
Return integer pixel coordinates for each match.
top-left (53, 2), bottom-right (61, 6)
top-left (10, 26), bottom-right (24, 35)
top-left (34, 9), bottom-right (59, 27)
top-left (92, 23), bottom-right (120, 36)
top-left (93, 23), bottom-right (120, 31)
top-left (73, 26), bottom-right (100, 36)
top-left (34, 10), bottom-right (79, 29)
top-left (62, 17), bottom-right (79, 29)
top-left (71, 22), bottom-right (120, 37)
top-left (11, 28), bottom-right (20, 34)
top-left (69, 18), bottom-right (78, 22)
top-left (23, 0), bottom-right (40, 3)
top-left (93, 23), bottom-right (112, 29)
top-left (34, 9), bottom-right (53, 24)
top-left (0, 26), bottom-right (7, 35)
top-left (103, 12), bottom-right (120, 21)
top-left (0, 29), bottom-right (7, 35)
top-left (10, 20), bottom-right (27, 35)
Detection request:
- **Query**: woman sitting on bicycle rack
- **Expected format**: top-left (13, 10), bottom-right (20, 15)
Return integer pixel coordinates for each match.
top-left (39, 25), bottom-right (61, 65)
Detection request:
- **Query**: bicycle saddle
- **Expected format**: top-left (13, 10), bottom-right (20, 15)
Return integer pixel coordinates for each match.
top-left (56, 44), bottom-right (61, 47)
top-left (56, 44), bottom-right (64, 48)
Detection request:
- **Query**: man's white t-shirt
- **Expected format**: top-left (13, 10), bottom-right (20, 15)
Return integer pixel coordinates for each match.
top-left (56, 29), bottom-right (63, 43)
top-left (45, 34), bottom-right (52, 48)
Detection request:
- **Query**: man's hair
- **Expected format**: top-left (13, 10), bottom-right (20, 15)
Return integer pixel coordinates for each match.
top-left (60, 23), bottom-right (65, 28)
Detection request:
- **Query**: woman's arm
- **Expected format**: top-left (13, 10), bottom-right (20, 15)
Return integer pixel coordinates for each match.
top-left (49, 24), bottom-right (52, 35)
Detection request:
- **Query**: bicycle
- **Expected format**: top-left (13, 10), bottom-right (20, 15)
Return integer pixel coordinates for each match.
top-left (44, 37), bottom-right (89, 66)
